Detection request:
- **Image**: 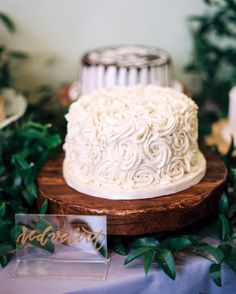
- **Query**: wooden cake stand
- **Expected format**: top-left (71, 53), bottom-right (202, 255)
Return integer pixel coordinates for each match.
top-left (37, 150), bottom-right (227, 235)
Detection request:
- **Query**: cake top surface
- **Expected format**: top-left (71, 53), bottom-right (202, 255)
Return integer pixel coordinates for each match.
top-left (82, 46), bottom-right (170, 67)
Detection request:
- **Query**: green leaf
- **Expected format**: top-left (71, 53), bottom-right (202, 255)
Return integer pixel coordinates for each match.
top-left (95, 242), bottom-right (107, 258)
top-left (225, 252), bottom-right (236, 274)
top-left (132, 237), bottom-right (159, 249)
top-left (10, 225), bottom-right (23, 243)
top-left (26, 181), bottom-right (38, 198)
top-left (33, 218), bottom-right (54, 232)
top-left (155, 249), bottom-right (176, 280)
top-left (231, 232), bottom-right (236, 239)
top-left (172, 237), bottom-right (192, 251)
top-left (193, 244), bottom-right (224, 263)
top-left (23, 168), bottom-right (36, 186)
top-left (29, 237), bottom-right (55, 254)
top-left (219, 193), bottom-right (228, 215)
top-left (19, 128), bottom-right (45, 140)
top-left (12, 154), bottom-right (31, 170)
top-left (0, 165), bottom-right (5, 176)
top-left (144, 250), bottom-right (155, 275)
top-left (210, 222), bottom-right (220, 239)
top-left (161, 237), bottom-right (192, 253)
top-left (219, 214), bottom-right (232, 241)
top-left (160, 238), bottom-right (172, 249)
top-left (229, 202), bottom-right (236, 213)
top-left (9, 200), bottom-right (27, 214)
top-left (0, 242), bottom-right (14, 256)
top-left (0, 255), bottom-right (8, 267)
top-left (0, 202), bottom-right (6, 217)
top-left (218, 244), bottom-right (232, 258)
top-left (124, 247), bottom-right (152, 265)
top-left (23, 121), bottom-right (51, 131)
top-left (111, 237), bottom-right (128, 256)
top-left (44, 134), bottom-right (61, 149)
top-left (0, 12), bottom-right (16, 33)
top-left (209, 263), bottom-right (222, 287)
top-left (89, 232), bottom-right (107, 258)
top-left (181, 235), bottom-right (202, 246)
top-left (22, 189), bottom-right (35, 206)
top-left (12, 223), bottom-right (55, 253)
top-left (0, 220), bottom-right (12, 242)
top-left (39, 199), bottom-right (48, 214)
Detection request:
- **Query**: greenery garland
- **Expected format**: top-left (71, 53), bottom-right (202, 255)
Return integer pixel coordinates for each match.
top-left (110, 141), bottom-right (236, 287)
top-left (0, 119), bottom-right (61, 266)
top-left (186, 0), bottom-right (236, 136)
top-left (122, 197), bottom-right (236, 287)
top-left (187, 0), bottom-right (236, 112)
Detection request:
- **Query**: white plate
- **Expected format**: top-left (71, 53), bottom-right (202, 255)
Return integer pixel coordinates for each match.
top-left (0, 88), bottom-right (28, 129)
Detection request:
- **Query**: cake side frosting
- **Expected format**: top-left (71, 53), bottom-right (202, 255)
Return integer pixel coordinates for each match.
top-left (63, 86), bottom-right (206, 199)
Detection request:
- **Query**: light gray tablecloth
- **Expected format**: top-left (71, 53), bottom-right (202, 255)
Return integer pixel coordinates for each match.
top-left (0, 248), bottom-right (235, 294)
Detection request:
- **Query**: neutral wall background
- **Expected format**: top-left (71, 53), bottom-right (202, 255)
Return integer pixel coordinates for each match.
top-left (1, 0), bottom-right (205, 91)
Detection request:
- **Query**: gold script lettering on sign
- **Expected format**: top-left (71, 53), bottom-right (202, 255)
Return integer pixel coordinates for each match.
top-left (16, 225), bottom-right (105, 252)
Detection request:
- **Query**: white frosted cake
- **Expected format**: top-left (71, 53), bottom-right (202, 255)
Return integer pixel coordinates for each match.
top-left (79, 46), bottom-right (173, 96)
top-left (63, 85), bottom-right (206, 200)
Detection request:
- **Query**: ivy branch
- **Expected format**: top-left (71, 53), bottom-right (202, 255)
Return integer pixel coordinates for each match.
top-left (114, 141), bottom-right (236, 287)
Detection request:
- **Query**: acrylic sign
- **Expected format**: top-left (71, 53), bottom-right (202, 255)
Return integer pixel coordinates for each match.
top-left (14, 214), bottom-right (109, 279)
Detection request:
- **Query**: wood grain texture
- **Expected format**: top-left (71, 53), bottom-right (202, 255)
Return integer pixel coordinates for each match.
top-left (37, 150), bottom-right (227, 235)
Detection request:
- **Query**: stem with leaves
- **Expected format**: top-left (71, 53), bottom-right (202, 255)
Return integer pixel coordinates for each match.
top-left (123, 141), bottom-right (236, 287)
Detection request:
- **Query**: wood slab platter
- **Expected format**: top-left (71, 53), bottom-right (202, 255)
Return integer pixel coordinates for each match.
top-left (37, 150), bottom-right (227, 235)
